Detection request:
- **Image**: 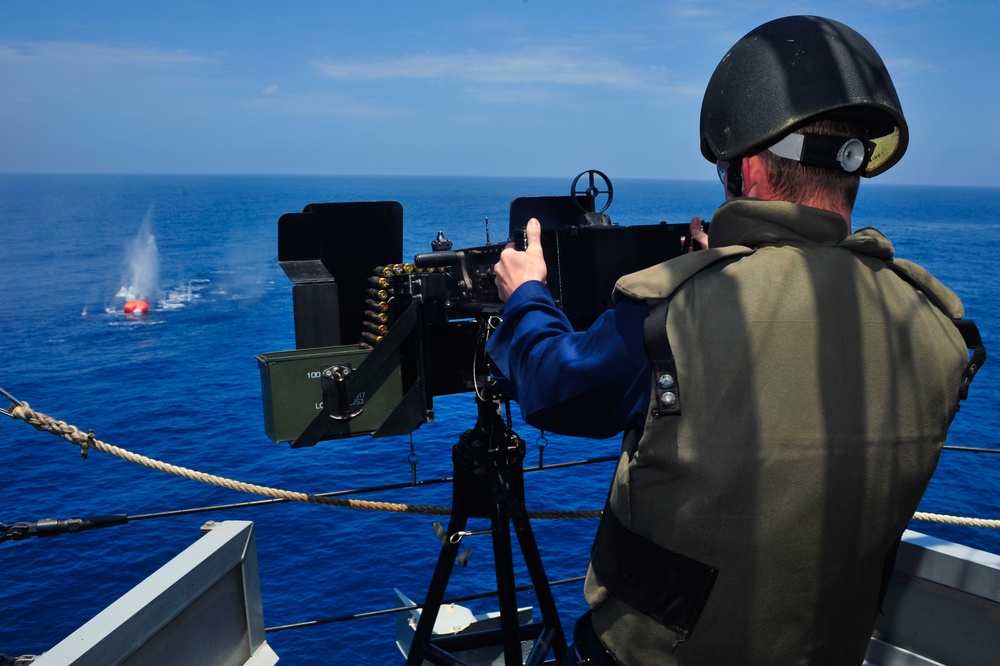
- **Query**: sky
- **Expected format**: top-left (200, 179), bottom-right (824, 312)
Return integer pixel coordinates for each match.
top-left (1, 1), bottom-right (997, 186)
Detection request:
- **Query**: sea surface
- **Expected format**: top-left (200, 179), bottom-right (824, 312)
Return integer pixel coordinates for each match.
top-left (1, 174), bottom-right (997, 664)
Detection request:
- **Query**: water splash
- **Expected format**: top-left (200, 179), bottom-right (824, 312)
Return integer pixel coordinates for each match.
top-left (117, 206), bottom-right (161, 305)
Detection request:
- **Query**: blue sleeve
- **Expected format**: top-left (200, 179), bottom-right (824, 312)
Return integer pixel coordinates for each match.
top-left (485, 280), bottom-right (651, 438)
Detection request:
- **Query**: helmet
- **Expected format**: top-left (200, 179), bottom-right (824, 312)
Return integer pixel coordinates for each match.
top-left (700, 16), bottom-right (907, 177)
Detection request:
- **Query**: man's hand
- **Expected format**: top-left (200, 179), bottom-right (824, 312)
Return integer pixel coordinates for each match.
top-left (688, 215), bottom-right (709, 252)
top-left (495, 218), bottom-right (547, 302)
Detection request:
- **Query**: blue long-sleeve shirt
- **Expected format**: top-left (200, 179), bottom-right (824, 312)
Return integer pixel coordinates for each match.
top-left (485, 280), bottom-right (652, 439)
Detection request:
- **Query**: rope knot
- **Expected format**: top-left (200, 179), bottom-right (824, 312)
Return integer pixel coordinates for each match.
top-left (10, 402), bottom-right (28, 422)
top-left (81, 430), bottom-right (96, 459)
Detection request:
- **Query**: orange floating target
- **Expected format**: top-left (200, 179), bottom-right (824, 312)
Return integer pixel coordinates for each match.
top-left (123, 299), bottom-right (149, 315)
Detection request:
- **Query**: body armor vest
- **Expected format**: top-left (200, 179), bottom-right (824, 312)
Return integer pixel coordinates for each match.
top-left (585, 200), bottom-right (981, 665)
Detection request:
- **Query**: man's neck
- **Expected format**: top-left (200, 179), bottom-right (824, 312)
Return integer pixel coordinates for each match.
top-left (741, 155), bottom-right (854, 233)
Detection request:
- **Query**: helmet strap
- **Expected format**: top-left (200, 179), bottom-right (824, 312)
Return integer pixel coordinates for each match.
top-left (767, 133), bottom-right (871, 173)
top-left (726, 161), bottom-right (744, 197)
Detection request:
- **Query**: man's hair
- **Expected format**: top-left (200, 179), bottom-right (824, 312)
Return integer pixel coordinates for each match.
top-left (757, 119), bottom-right (864, 213)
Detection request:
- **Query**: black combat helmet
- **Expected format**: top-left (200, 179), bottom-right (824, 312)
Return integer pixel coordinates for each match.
top-left (700, 16), bottom-right (907, 176)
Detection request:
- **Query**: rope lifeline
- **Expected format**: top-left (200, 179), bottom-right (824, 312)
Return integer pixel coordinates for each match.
top-left (6, 402), bottom-right (994, 527)
top-left (911, 511), bottom-right (1000, 529)
top-left (8, 402), bottom-right (601, 520)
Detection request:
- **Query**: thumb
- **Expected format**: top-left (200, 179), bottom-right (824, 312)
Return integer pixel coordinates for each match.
top-left (525, 218), bottom-right (542, 251)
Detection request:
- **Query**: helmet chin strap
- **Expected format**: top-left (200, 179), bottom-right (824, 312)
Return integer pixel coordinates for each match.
top-left (725, 160), bottom-right (744, 198)
top-left (767, 134), bottom-right (871, 173)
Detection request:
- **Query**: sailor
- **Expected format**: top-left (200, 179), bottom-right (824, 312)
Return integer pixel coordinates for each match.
top-left (487, 15), bottom-right (982, 665)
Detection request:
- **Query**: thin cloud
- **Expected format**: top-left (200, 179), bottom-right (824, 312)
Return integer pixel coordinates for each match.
top-left (664, 0), bottom-right (722, 20)
top-left (250, 90), bottom-right (412, 118)
top-left (863, 0), bottom-right (933, 8)
top-left (0, 39), bottom-right (213, 69)
top-left (312, 47), bottom-right (660, 90)
top-left (883, 56), bottom-right (940, 76)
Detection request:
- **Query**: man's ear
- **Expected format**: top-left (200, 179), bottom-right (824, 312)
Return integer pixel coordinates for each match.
top-left (741, 154), bottom-right (771, 200)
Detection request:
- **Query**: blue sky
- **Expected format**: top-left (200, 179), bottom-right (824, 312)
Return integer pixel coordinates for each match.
top-left (1, 1), bottom-right (997, 186)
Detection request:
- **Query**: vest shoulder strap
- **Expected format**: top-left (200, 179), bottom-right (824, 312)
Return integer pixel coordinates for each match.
top-left (618, 246), bottom-right (753, 418)
top-left (613, 245), bottom-right (754, 304)
top-left (887, 258), bottom-right (986, 400)
top-left (887, 257), bottom-right (964, 319)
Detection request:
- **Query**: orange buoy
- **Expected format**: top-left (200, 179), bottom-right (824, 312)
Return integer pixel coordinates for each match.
top-left (123, 299), bottom-right (150, 315)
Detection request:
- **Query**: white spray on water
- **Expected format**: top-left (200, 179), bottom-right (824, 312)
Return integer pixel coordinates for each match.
top-left (117, 206), bottom-right (161, 305)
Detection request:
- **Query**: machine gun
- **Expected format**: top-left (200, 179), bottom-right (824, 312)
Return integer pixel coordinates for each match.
top-left (256, 169), bottom-right (694, 448)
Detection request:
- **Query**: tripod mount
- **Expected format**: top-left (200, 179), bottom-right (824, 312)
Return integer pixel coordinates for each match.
top-left (405, 393), bottom-right (567, 666)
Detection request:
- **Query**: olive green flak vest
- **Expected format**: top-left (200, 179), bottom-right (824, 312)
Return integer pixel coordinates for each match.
top-left (585, 199), bottom-right (983, 666)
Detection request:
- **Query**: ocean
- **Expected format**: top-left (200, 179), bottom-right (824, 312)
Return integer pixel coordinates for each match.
top-left (1, 174), bottom-right (997, 664)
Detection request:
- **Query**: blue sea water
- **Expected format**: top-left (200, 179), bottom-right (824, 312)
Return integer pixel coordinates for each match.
top-left (0, 174), bottom-right (997, 664)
